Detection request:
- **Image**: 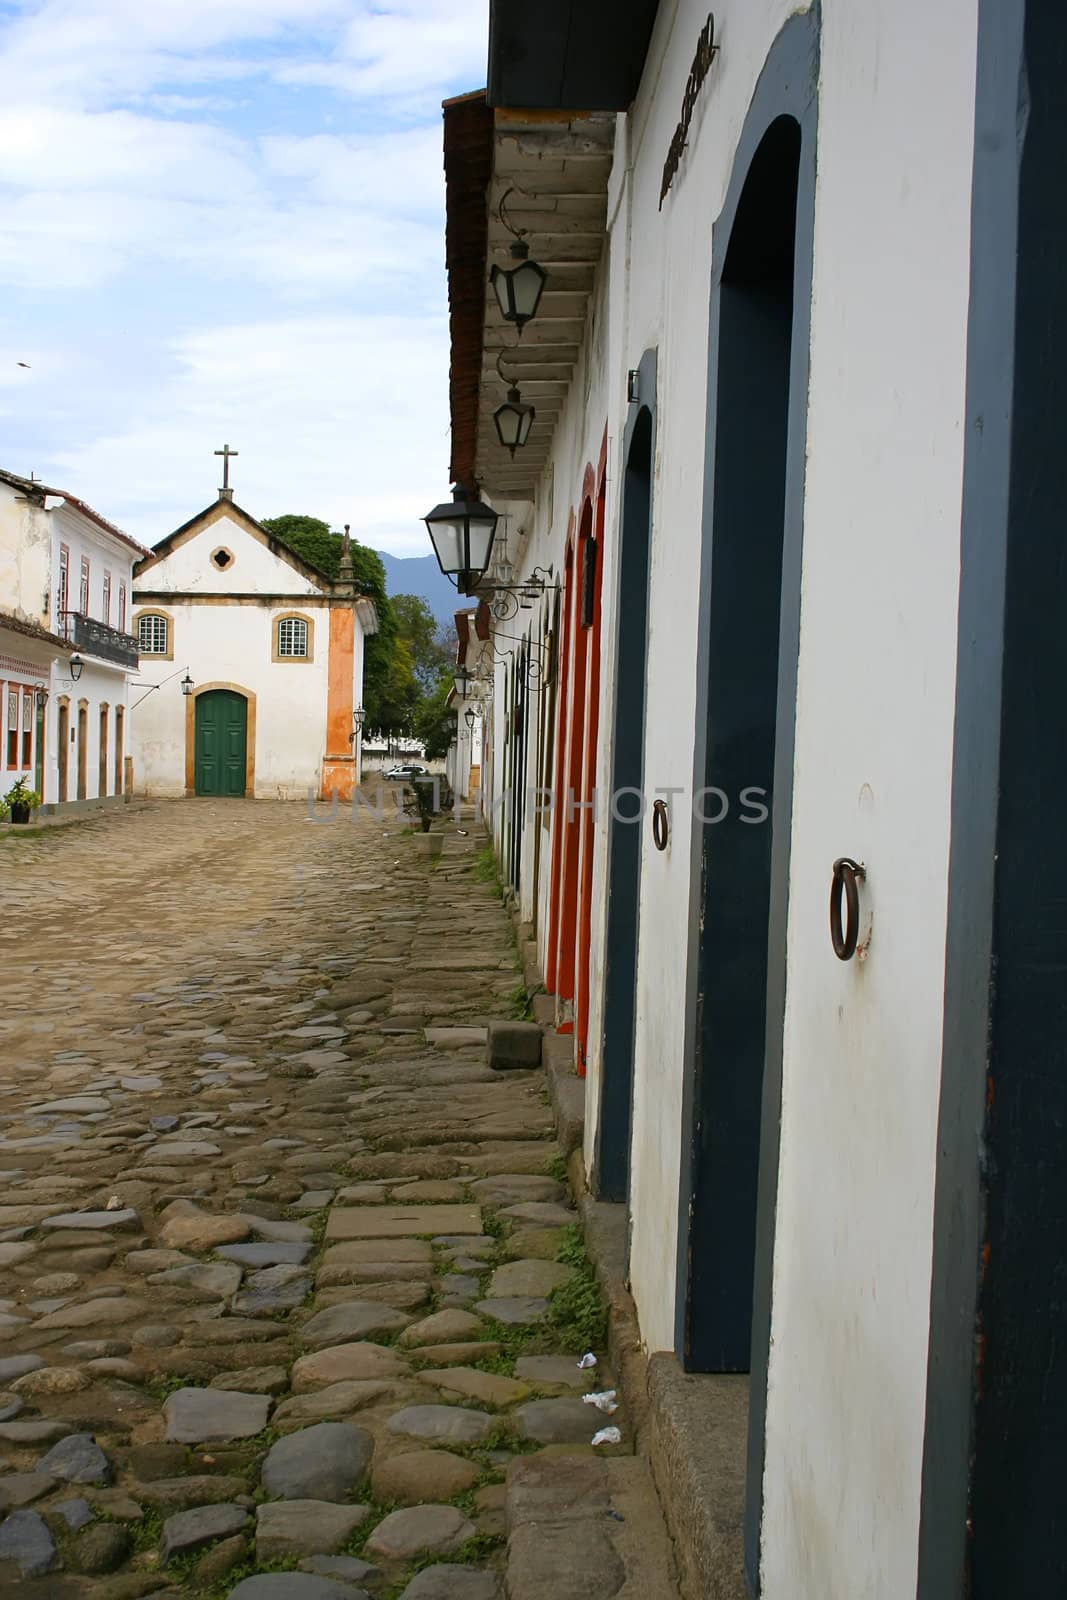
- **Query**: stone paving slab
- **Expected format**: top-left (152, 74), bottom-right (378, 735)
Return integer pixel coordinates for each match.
top-left (0, 799), bottom-right (676, 1600)
top-left (325, 1204), bottom-right (483, 1241)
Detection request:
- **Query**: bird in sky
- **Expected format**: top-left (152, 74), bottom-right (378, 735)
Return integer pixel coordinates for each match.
top-left (16, 362), bottom-right (30, 368)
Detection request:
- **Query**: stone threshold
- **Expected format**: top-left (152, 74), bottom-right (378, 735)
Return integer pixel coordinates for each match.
top-left (504, 879), bottom-right (750, 1600)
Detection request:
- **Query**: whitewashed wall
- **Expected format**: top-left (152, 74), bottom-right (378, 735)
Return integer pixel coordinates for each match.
top-left (151, 513), bottom-right (321, 597)
top-left (0, 482), bottom-right (49, 625)
top-left (131, 510), bottom-right (339, 799)
top-left (47, 656), bottom-right (127, 806)
top-left (130, 601), bottom-right (331, 799)
top-left (484, 0), bottom-right (981, 1592)
top-left (46, 504), bottom-right (138, 806)
top-left (761, 3), bottom-right (978, 1595)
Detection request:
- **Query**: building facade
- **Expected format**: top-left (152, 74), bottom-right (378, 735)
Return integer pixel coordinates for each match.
top-left (0, 469), bottom-right (142, 812)
top-left (439, 3), bottom-right (1067, 1595)
top-left (130, 490), bottom-right (378, 801)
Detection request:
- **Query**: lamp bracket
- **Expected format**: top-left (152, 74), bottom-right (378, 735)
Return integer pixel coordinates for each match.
top-left (497, 187), bottom-right (532, 242)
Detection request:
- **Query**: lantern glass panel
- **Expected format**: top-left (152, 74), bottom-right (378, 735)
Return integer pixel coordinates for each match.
top-left (426, 518), bottom-right (465, 576)
top-left (465, 514), bottom-right (496, 575)
top-left (510, 260), bottom-right (546, 321)
top-left (494, 402), bottom-right (524, 450)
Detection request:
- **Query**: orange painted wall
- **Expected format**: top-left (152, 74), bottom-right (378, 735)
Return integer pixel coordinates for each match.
top-left (321, 606), bottom-right (356, 801)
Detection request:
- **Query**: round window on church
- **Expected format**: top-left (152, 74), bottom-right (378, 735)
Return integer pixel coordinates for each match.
top-left (211, 547), bottom-right (234, 570)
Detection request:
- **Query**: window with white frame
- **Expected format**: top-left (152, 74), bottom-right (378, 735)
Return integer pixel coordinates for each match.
top-left (138, 614), bottom-right (169, 655)
top-left (276, 616), bottom-right (309, 658)
top-left (4, 686), bottom-right (17, 768)
top-left (79, 555), bottom-right (90, 615)
top-left (58, 544), bottom-right (69, 626)
top-left (118, 581), bottom-right (127, 630)
top-left (102, 570), bottom-right (111, 624)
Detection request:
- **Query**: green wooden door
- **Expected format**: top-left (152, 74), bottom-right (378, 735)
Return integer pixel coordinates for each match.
top-left (194, 690), bottom-right (247, 797)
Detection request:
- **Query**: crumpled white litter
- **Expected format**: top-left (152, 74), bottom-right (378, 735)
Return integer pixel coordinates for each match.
top-left (583, 1390), bottom-right (618, 1414)
top-left (105, 1196), bottom-right (122, 1211)
top-left (592, 1426), bottom-right (622, 1447)
top-left (577, 1352), bottom-right (598, 1370)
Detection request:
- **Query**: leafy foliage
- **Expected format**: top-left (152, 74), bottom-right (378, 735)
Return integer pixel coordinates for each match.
top-left (260, 517), bottom-right (464, 747)
top-left (413, 672), bottom-right (456, 759)
top-left (261, 513), bottom-right (401, 732)
top-left (392, 592), bottom-right (454, 690)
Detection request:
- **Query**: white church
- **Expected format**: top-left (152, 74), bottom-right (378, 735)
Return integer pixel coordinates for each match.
top-left (129, 450), bottom-right (378, 801)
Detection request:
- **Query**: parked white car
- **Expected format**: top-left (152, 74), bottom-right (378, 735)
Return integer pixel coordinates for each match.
top-left (382, 763), bottom-right (428, 782)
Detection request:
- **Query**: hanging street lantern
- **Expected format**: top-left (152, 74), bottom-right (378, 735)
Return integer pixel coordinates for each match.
top-left (490, 240), bottom-right (547, 333)
top-left (454, 665), bottom-right (472, 699)
top-left (464, 706), bottom-right (476, 732)
top-left (69, 653), bottom-right (83, 683)
top-left (180, 672), bottom-right (194, 697)
top-left (493, 386), bottom-right (536, 457)
top-left (34, 684), bottom-right (49, 710)
top-left (423, 485), bottom-right (499, 586)
top-left (353, 705), bottom-right (366, 731)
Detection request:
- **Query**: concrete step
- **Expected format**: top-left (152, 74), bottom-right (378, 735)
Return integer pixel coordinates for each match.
top-left (505, 1451), bottom-right (682, 1600)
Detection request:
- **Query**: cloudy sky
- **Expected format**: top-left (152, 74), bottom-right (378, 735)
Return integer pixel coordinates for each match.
top-left (0, 0), bottom-right (488, 553)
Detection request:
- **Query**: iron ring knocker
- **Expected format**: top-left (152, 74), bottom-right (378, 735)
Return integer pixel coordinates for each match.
top-left (652, 798), bottom-right (670, 852)
top-left (830, 857), bottom-right (866, 961)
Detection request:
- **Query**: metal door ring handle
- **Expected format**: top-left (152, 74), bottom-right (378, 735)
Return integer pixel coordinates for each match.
top-left (652, 799), bottom-right (669, 851)
top-left (830, 857), bottom-right (866, 960)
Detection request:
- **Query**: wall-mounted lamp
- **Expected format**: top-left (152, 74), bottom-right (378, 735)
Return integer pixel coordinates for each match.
top-left (180, 672), bottom-right (194, 697)
top-left (464, 707), bottom-right (476, 733)
top-left (353, 705), bottom-right (366, 731)
top-left (491, 243), bottom-right (547, 333)
top-left (490, 193), bottom-right (547, 334)
top-left (494, 387), bottom-right (536, 456)
top-left (423, 485), bottom-right (499, 587)
top-left (454, 665), bottom-right (472, 699)
top-left (69, 653), bottom-right (83, 683)
top-left (34, 685), bottom-right (49, 710)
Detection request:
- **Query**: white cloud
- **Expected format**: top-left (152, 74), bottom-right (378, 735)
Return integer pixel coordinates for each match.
top-left (277, 1), bottom-right (488, 103)
top-left (0, 1), bottom-right (489, 557)
top-left (48, 314), bottom-right (451, 555)
top-left (0, 0), bottom-right (349, 108)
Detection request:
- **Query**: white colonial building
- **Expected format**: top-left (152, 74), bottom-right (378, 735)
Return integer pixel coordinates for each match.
top-left (130, 479), bottom-right (377, 800)
top-left (0, 468), bottom-right (144, 813)
top-left (438, 3), bottom-right (1067, 1596)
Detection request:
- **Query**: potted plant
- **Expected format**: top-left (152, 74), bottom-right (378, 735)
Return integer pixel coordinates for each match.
top-left (4, 777), bottom-right (41, 825)
top-left (404, 777), bottom-right (443, 855)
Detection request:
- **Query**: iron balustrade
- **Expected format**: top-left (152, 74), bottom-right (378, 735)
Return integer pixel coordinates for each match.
top-left (62, 611), bottom-right (139, 669)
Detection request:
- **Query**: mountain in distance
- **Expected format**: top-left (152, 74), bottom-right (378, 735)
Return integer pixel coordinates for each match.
top-left (376, 550), bottom-right (463, 627)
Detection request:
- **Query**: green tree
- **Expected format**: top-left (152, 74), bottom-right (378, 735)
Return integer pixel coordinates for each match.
top-left (260, 514), bottom-right (338, 577)
top-left (413, 672), bottom-right (457, 760)
top-left (392, 593), bottom-right (453, 691)
top-left (261, 513), bottom-right (400, 732)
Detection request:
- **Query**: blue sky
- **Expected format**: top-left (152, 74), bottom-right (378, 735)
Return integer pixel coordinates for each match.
top-left (0, 0), bottom-right (489, 552)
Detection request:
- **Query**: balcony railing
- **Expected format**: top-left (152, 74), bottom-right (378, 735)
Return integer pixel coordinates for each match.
top-left (64, 611), bottom-right (139, 670)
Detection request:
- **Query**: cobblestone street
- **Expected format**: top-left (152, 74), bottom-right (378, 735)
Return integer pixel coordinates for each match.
top-left (0, 801), bottom-right (677, 1599)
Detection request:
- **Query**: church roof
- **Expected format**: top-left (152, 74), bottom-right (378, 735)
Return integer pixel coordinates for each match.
top-left (135, 494), bottom-right (335, 589)
top-left (0, 467), bottom-right (149, 556)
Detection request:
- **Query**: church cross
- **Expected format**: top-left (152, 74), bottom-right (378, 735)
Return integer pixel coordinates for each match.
top-left (214, 443), bottom-right (239, 490)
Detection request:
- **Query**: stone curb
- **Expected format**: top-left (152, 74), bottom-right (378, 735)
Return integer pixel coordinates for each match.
top-left (500, 881), bottom-right (743, 1600)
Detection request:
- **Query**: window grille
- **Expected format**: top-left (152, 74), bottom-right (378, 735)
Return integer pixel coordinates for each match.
top-left (5, 687), bottom-right (18, 767)
top-left (277, 617), bottom-right (309, 657)
top-left (138, 615), bottom-right (168, 654)
top-left (21, 689), bottom-right (32, 767)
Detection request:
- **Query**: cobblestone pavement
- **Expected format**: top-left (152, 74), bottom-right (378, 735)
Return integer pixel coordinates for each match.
top-left (0, 799), bottom-right (644, 1600)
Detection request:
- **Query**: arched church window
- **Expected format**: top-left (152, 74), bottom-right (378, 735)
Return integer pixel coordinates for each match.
top-left (275, 615), bottom-right (311, 660)
top-left (138, 615), bottom-right (169, 655)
